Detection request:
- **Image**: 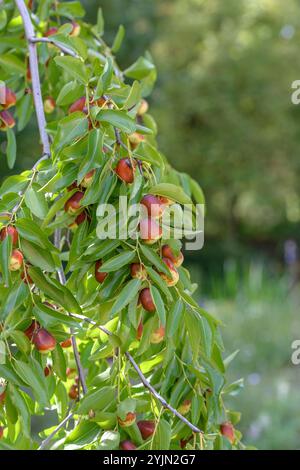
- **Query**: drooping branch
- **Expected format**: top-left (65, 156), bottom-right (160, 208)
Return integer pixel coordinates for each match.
top-left (54, 229), bottom-right (88, 396)
top-left (38, 412), bottom-right (74, 450)
top-left (70, 313), bottom-right (203, 434)
top-left (15, 0), bottom-right (51, 157)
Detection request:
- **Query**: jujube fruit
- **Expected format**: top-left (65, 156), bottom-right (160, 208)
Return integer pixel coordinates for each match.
top-left (137, 420), bottom-right (156, 440)
top-left (140, 194), bottom-right (163, 218)
top-left (130, 263), bottom-right (147, 280)
top-left (95, 260), bottom-right (108, 284)
top-left (117, 412), bottom-right (136, 428)
top-left (115, 158), bottom-right (135, 184)
top-left (220, 421), bottom-right (235, 444)
top-left (33, 328), bottom-right (56, 354)
top-left (139, 218), bottom-right (162, 244)
top-left (139, 288), bottom-right (156, 313)
top-left (9, 249), bottom-right (23, 271)
top-left (120, 440), bottom-right (137, 450)
top-left (64, 191), bottom-right (84, 214)
top-left (0, 225), bottom-right (18, 245)
top-left (159, 257), bottom-right (179, 286)
top-left (161, 244), bottom-right (184, 268)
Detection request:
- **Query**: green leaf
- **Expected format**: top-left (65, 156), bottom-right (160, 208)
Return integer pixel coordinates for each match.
top-left (96, 109), bottom-right (136, 134)
top-left (111, 25), bottom-right (125, 53)
top-left (24, 185), bottom-right (48, 219)
top-left (8, 385), bottom-right (31, 438)
top-left (98, 250), bottom-right (135, 272)
top-left (56, 1), bottom-right (85, 17)
top-left (21, 239), bottom-right (57, 272)
top-left (152, 419), bottom-right (171, 450)
top-left (6, 128), bottom-right (16, 169)
top-left (9, 331), bottom-right (31, 355)
top-left (0, 280), bottom-right (28, 321)
top-left (0, 340), bottom-right (5, 364)
top-left (13, 360), bottom-right (49, 407)
top-left (140, 244), bottom-right (171, 278)
top-left (16, 93), bottom-right (33, 131)
top-left (54, 56), bottom-right (89, 84)
top-left (65, 422), bottom-right (100, 449)
top-left (123, 80), bottom-right (141, 110)
top-left (95, 7), bottom-right (104, 36)
top-left (0, 53), bottom-right (25, 74)
top-left (0, 234), bottom-right (12, 286)
top-left (185, 308), bottom-right (213, 360)
top-left (148, 183), bottom-right (192, 205)
top-left (124, 56), bottom-right (156, 80)
top-left (0, 364), bottom-right (26, 387)
top-left (110, 279), bottom-right (142, 314)
top-left (98, 431), bottom-right (120, 450)
top-left (16, 218), bottom-right (56, 251)
top-left (78, 128), bottom-right (104, 181)
top-left (146, 266), bottom-right (173, 302)
top-left (42, 189), bottom-right (76, 228)
top-left (53, 112), bottom-right (88, 151)
top-left (78, 386), bottom-right (115, 414)
top-left (0, 9), bottom-right (7, 30)
top-left (51, 344), bottom-right (67, 381)
top-left (56, 80), bottom-right (84, 106)
top-left (150, 285), bottom-right (166, 326)
top-left (166, 299), bottom-right (184, 338)
top-left (33, 302), bottom-right (80, 328)
top-left (117, 398), bottom-right (136, 420)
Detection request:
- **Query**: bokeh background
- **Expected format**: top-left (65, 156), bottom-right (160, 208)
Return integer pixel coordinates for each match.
top-left (1, 0), bottom-right (300, 449)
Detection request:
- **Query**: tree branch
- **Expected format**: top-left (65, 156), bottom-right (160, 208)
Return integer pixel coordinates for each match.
top-left (38, 412), bottom-right (74, 450)
top-left (54, 229), bottom-right (88, 396)
top-left (30, 37), bottom-right (79, 58)
top-left (15, 0), bottom-right (51, 157)
top-left (69, 313), bottom-right (203, 434)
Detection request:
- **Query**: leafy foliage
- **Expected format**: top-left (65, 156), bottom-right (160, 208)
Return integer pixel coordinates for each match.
top-left (0, 0), bottom-right (242, 450)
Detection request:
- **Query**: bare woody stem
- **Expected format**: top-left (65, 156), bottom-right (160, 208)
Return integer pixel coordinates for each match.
top-left (15, 0), bottom-right (51, 157)
top-left (38, 412), bottom-right (74, 450)
top-left (30, 37), bottom-right (79, 58)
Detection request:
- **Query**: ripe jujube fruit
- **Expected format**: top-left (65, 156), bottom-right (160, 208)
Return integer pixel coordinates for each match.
top-left (220, 421), bottom-right (235, 444)
top-left (68, 211), bottom-right (87, 230)
top-left (139, 218), bottom-right (162, 244)
top-left (120, 440), bottom-right (137, 450)
top-left (64, 191), bottom-right (84, 214)
top-left (45, 27), bottom-right (58, 37)
top-left (139, 288), bottom-right (156, 313)
top-left (161, 244), bottom-right (184, 268)
top-left (159, 257), bottom-right (179, 286)
top-left (44, 365), bottom-right (52, 377)
top-left (24, 320), bottom-right (40, 341)
top-left (117, 412), bottom-right (136, 428)
top-left (0, 390), bottom-right (6, 404)
top-left (68, 384), bottom-right (79, 400)
top-left (137, 321), bottom-right (143, 340)
top-left (130, 263), bottom-right (147, 280)
top-left (68, 96), bottom-right (87, 114)
top-left (115, 158), bottom-right (135, 184)
top-left (0, 225), bottom-right (18, 245)
top-left (140, 194), bottom-right (163, 218)
top-left (44, 97), bottom-right (55, 114)
top-left (150, 326), bottom-right (165, 344)
top-left (95, 260), bottom-right (108, 284)
top-left (33, 328), bottom-right (56, 354)
top-left (9, 249), bottom-right (23, 271)
top-left (81, 169), bottom-right (95, 188)
top-left (60, 338), bottom-right (72, 348)
top-left (1, 87), bottom-right (16, 109)
top-left (137, 420), bottom-right (156, 440)
top-left (0, 110), bottom-right (15, 130)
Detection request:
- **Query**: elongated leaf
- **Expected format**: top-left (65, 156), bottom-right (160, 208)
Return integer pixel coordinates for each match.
top-left (111, 25), bottom-right (125, 53)
top-left (6, 128), bottom-right (16, 169)
top-left (150, 285), bottom-right (166, 326)
top-left (54, 56), bottom-right (89, 84)
top-left (51, 344), bottom-right (67, 381)
top-left (98, 250), bottom-right (135, 272)
top-left (140, 244), bottom-right (171, 278)
top-left (96, 109), bottom-right (136, 133)
top-left (0, 235), bottom-right (12, 286)
top-left (13, 360), bottom-right (49, 407)
top-left (110, 279), bottom-right (142, 314)
top-left (78, 386), bottom-right (115, 414)
top-left (24, 185), bottom-right (48, 219)
top-left (21, 239), bottom-right (57, 272)
top-left (148, 183), bottom-right (192, 205)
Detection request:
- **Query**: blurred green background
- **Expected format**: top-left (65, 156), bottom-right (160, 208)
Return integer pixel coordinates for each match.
top-left (1, 0), bottom-right (300, 449)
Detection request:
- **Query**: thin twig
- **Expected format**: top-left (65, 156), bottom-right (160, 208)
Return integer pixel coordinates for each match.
top-left (69, 313), bottom-right (203, 434)
top-left (30, 37), bottom-right (79, 58)
top-left (54, 229), bottom-right (88, 395)
top-left (38, 412), bottom-right (74, 450)
top-left (15, 0), bottom-right (51, 157)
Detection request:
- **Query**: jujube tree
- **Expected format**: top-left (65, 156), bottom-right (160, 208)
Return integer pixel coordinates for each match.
top-left (0, 0), bottom-right (242, 450)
